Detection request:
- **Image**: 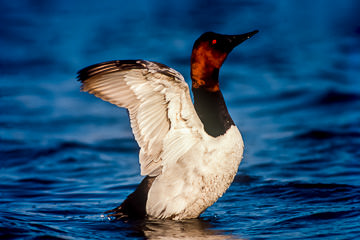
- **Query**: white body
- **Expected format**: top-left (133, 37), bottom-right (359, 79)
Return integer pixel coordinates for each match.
top-left (147, 125), bottom-right (243, 219)
top-left (80, 60), bottom-right (244, 219)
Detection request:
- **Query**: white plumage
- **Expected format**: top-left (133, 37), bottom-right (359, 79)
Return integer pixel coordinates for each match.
top-left (80, 59), bottom-right (244, 219)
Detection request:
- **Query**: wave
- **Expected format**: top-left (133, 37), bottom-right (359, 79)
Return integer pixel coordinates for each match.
top-left (294, 129), bottom-right (360, 140)
top-left (315, 89), bottom-right (360, 105)
top-left (236, 179), bottom-right (360, 203)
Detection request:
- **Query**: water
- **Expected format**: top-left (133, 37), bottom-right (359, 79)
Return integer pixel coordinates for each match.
top-left (1, 1), bottom-right (360, 239)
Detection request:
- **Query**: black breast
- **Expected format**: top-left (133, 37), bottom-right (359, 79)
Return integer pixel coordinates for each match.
top-left (192, 88), bottom-right (235, 137)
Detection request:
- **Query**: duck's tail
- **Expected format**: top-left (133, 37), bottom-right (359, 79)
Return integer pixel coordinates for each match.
top-left (106, 176), bottom-right (156, 219)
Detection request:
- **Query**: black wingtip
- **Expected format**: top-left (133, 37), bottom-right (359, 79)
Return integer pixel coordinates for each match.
top-left (76, 61), bottom-right (112, 83)
top-left (76, 60), bottom-right (147, 83)
top-left (76, 64), bottom-right (93, 83)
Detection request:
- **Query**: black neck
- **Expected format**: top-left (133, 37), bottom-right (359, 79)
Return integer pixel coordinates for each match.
top-left (192, 87), bottom-right (234, 137)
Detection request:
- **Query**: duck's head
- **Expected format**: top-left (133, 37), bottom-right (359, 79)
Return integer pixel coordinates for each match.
top-left (191, 30), bottom-right (258, 92)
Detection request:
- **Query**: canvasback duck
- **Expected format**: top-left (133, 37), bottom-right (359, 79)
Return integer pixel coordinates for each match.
top-left (77, 30), bottom-right (258, 220)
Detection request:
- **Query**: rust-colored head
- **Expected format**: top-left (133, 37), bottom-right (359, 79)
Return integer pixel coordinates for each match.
top-left (191, 30), bottom-right (258, 91)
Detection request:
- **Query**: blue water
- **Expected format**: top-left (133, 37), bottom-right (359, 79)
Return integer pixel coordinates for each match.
top-left (1, 1), bottom-right (360, 239)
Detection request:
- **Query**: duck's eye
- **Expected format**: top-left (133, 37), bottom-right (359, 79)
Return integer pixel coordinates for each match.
top-left (211, 39), bottom-right (217, 45)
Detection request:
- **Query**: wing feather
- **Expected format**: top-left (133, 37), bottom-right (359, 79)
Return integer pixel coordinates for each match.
top-left (77, 60), bottom-right (203, 176)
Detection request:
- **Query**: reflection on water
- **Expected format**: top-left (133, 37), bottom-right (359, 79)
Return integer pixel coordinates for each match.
top-left (137, 218), bottom-right (238, 239)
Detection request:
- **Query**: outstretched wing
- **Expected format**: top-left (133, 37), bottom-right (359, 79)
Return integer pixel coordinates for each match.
top-left (77, 60), bottom-right (204, 176)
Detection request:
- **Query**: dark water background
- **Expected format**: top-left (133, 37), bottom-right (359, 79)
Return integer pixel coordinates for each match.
top-left (1, 1), bottom-right (360, 239)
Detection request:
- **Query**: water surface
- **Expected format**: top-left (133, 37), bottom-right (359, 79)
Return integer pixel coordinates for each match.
top-left (1, 1), bottom-right (360, 239)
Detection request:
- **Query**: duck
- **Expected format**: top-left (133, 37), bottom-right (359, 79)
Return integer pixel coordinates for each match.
top-left (77, 30), bottom-right (258, 220)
